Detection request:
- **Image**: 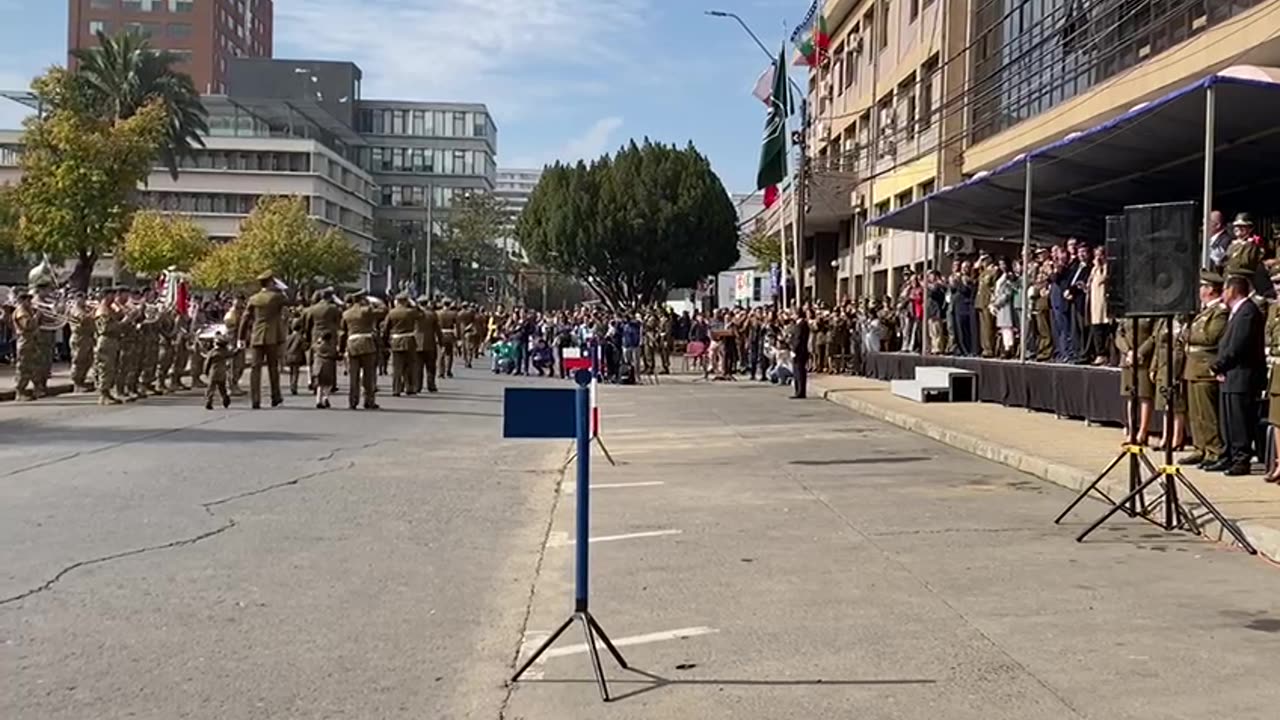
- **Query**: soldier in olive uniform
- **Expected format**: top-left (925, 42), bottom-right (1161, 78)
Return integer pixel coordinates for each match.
top-left (94, 288), bottom-right (123, 405)
top-left (1264, 271), bottom-right (1280, 482)
top-left (304, 289), bottom-right (344, 392)
top-left (1223, 212), bottom-right (1264, 282)
top-left (438, 301), bottom-right (459, 379)
top-left (139, 292), bottom-right (161, 396)
top-left (224, 296), bottom-right (246, 395)
top-left (384, 293), bottom-right (421, 396)
top-left (238, 270), bottom-right (289, 409)
top-left (9, 292), bottom-right (38, 401)
top-left (68, 294), bottom-right (96, 392)
top-left (1150, 315), bottom-right (1189, 451)
top-left (117, 289), bottom-right (143, 400)
top-left (155, 305), bottom-right (176, 394)
top-left (458, 303), bottom-right (478, 368)
top-left (1181, 272), bottom-right (1229, 467)
top-left (341, 291), bottom-right (380, 409)
top-left (828, 312), bottom-right (849, 373)
top-left (171, 311), bottom-right (191, 391)
top-left (1116, 316), bottom-right (1156, 445)
top-left (975, 255), bottom-right (998, 358)
top-left (1033, 268), bottom-right (1054, 361)
top-left (418, 298), bottom-right (445, 393)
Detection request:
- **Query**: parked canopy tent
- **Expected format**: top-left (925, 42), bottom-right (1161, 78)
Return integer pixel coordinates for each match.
top-left (869, 68), bottom-right (1280, 240)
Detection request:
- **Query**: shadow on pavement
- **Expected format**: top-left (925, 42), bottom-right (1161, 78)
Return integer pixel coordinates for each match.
top-left (0, 426), bottom-right (324, 444)
top-left (531, 666), bottom-right (936, 702)
top-left (791, 456), bottom-right (933, 466)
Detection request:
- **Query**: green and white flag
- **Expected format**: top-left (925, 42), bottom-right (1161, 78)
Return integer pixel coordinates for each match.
top-left (756, 46), bottom-right (791, 202)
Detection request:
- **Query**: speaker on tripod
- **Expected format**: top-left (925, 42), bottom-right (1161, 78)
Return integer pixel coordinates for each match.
top-left (1108, 202), bottom-right (1200, 318)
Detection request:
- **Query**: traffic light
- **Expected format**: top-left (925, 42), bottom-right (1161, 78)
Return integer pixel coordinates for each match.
top-left (485, 275), bottom-right (498, 296)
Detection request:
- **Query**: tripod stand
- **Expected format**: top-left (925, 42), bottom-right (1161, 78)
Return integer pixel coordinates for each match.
top-left (1055, 318), bottom-right (1157, 523)
top-left (1074, 317), bottom-right (1257, 553)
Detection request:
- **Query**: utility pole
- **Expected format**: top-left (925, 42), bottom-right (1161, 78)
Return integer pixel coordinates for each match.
top-left (424, 185), bottom-right (434, 300)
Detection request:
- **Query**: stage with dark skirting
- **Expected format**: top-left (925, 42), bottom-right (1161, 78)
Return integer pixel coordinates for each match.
top-left (860, 352), bottom-right (1124, 425)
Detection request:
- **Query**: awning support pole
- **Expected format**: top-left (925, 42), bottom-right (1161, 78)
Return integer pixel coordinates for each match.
top-left (1019, 160), bottom-right (1033, 365)
top-left (922, 199), bottom-right (930, 357)
top-left (1201, 83), bottom-right (1216, 267)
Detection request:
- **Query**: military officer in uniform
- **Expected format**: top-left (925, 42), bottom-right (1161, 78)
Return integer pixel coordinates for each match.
top-left (1180, 271), bottom-right (1229, 467)
top-left (93, 288), bottom-right (123, 405)
top-left (341, 291), bottom-right (380, 409)
top-left (304, 289), bottom-right (344, 392)
top-left (238, 270), bottom-right (288, 409)
top-left (438, 301), bottom-right (459, 378)
top-left (9, 292), bottom-right (38, 401)
top-left (1223, 212), bottom-right (1265, 287)
top-left (417, 297), bottom-right (445, 393)
top-left (1151, 315), bottom-right (1189, 451)
top-left (1264, 271), bottom-right (1280, 482)
top-left (1116, 316), bottom-right (1156, 445)
top-left (975, 254), bottom-right (998, 358)
top-left (67, 293), bottom-right (96, 392)
top-left (383, 293), bottom-right (420, 396)
top-left (458, 303), bottom-right (478, 368)
top-left (155, 305), bottom-right (176, 394)
top-left (116, 288), bottom-right (143, 401)
top-left (138, 291), bottom-right (161, 396)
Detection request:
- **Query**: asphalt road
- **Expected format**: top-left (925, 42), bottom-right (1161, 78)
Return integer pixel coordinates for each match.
top-left (9, 371), bottom-right (1280, 719)
top-left (2, 369), bottom-right (564, 720)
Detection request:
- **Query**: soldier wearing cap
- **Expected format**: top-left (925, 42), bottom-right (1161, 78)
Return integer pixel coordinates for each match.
top-left (238, 270), bottom-right (289, 409)
top-left (304, 287), bottom-right (343, 393)
top-left (417, 297), bottom-right (444, 393)
top-left (117, 286), bottom-right (145, 400)
top-left (341, 290), bottom-right (380, 409)
top-left (9, 291), bottom-right (38, 401)
top-left (975, 253), bottom-right (998, 358)
top-left (66, 292), bottom-right (96, 393)
top-left (438, 300), bottom-right (459, 378)
top-left (1224, 212), bottom-right (1264, 281)
top-left (1180, 271), bottom-right (1229, 466)
top-left (383, 292), bottom-right (420, 396)
top-left (458, 302), bottom-right (478, 368)
top-left (93, 287), bottom-right (123, 404)
top-left (1264, 267), bottom-right (1280, 482)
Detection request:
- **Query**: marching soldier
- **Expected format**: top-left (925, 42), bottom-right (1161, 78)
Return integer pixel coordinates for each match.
top-left (658, 308), bottom-right (673, 374)
top-left (1181, 271), bottom-right (1229, 468)
top-left (94, 287), bottom-right (123, 405)
top-left (372, 295), bottom-right (390, 376)
top-left (116, 288), bottom-right (142, 401)
top-left (459, 303), bottom-right (477, 368)
top-left (304, 289), bottom-right (344, 392)
top-left (340, 291), bottom-right (380, 409)
top-left (155, 304), bottom-right (176, 394)
top-left (418, 297), bottom-right (445, 393)
top-left (438, 301), bottom-right (459, 379)
top-left (1150, 315), bottom-right (1189, 451)
top-left (383, 293), bottom-right (420, 396)
top-left (68, 293), bottom-right (96, 392)
top-left (238, 270), bottom-right (288, 409)
top-left (976, 254), bottom-right (998, 358)
top-left (139, 291), bottom-right (161, 396)
top-left (1116, 316), bottom-right (1156, 446)
top-left (9, 292), bottom-right (38, 401)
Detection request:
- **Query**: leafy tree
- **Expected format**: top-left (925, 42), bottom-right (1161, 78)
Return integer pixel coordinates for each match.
top-left (14, 68), bottom-right (168, 291)
top-left (71, 30), bottom-right (209, 179)
top-left (434, 191), bottom-right (513, 299)
top-left (192, 196), bottom-right (363, 291)
top-left (517, 139), bottom-right (739, 310)
top-left (119, 210), bottom-right (211, 277)
top-left (742, 228), bottom-right (782, 271)
top-left (0, 184), bottom-right (23, 266)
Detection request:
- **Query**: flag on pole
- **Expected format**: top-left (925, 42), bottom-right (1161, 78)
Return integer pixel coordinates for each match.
top-left (751, 64), bottom-right (775, 106)
top-left (792, 4), bottom-right (830, 67)
top-left (756, 46), bottom-right (790, 205)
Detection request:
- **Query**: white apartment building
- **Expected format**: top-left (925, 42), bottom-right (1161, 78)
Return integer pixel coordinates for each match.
top-left (495, 167), bottom-right (542, 261)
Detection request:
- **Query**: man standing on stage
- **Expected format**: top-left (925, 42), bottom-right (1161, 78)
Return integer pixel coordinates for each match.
top-left (1207, 272), bottom-right (1266, 475)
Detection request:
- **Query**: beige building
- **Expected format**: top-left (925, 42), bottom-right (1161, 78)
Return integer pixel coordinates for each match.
top-left (767, 0), bottom-right (1280, 306)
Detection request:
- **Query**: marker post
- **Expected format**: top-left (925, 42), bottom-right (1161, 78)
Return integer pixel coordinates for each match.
top-left (510, 370), bottom-right (629, 701)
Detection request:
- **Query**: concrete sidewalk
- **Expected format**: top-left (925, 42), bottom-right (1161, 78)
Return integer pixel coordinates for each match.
top-left (0, 363), bottom-right (75, 402)
top-left (811, 374), bottom-right (1280, 562)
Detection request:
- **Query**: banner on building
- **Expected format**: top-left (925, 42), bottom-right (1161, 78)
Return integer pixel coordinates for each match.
top-left (735, 271), bottom-right (754, 302)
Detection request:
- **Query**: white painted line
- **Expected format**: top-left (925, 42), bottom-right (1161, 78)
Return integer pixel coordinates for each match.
top-left (564, 481), bottom-right (665, 495)
top-left (540, 626), bottom-right (720, 661)
top-left (545, 529), bottom-right (682, 548)
top-left (606, 413), bottom-right (638, 419)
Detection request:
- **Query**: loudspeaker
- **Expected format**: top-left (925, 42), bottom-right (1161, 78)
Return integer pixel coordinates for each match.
top-left (1115, 201), bottom-right (1200, 317)
top-left (1104, 214), bottom-right (1126, 319)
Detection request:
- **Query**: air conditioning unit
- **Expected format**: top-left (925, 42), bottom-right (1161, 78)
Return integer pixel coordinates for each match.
top-left (944, 236), bottom-right (975, 255)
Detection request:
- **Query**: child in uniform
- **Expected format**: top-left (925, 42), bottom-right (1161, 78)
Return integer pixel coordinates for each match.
top-left (285, 318), bottom-right (307, 395)
top-left (203, 336), bottom-right (233, 409)
top-left (311, 330), bottom-right (338, 409)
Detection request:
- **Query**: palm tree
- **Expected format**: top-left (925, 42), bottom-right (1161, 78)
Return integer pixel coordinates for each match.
top-left (71, 30), bottom-right (208, 179)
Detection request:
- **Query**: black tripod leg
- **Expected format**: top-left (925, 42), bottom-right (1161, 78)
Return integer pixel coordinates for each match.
top-left (1175, 473), bottom-right (1258, 554)
top-left (511, 615), bottom-right (575, 682)
top-left (1055, 451), bottom-right (1125, 524)
top-left (1077, 472), bottom-right (1163, 543)
top-left (586, 612), bottom-right (630, 669)
top-left (579, 613), bottom-right (612, 702)
top-left (1135, 453), bottom-right (1160, 515)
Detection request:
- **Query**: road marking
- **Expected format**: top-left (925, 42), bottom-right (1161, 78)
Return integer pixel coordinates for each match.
top-left (546, 529), bottom-right (682, 548)
top-left (540, 626), bottom-right (720, 661)
top-left (564, 481), bottom-right (665, 495)
top-left (605, 413), bottom-right (638, 419)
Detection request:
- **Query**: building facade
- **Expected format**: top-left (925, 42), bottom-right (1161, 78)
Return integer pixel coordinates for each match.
top-left (717, 193), bottom-right (774, 308)
top-left (68, 0), bottom-right (274, 95)
top-left (766, 0), bottom-right (1280, 307)
top-left (495, 168), bottom-right (542, 260)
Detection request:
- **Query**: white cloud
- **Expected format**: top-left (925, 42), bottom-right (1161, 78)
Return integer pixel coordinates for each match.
top-left (509, 115), bottom-right (624, 168)
top-left (274, 0), bottom-right (647, 117)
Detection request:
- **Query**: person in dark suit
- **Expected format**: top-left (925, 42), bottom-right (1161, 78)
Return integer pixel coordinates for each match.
top-left (791, 311), bottom-right (812, 400)
top-left (1206, 273), bottom-right (1267, 475)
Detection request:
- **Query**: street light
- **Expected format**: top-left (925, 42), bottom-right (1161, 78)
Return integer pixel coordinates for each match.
top-left (704, 9), bottom-right (806, 99)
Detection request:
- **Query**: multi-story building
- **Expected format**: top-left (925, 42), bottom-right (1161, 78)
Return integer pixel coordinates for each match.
top-left (68, 0), bottom-right (274, 95)
top-left (766, 0), bottom-right (1280, 306)
top-left (495, 168), bottom-right (542, 259)
top-left (717, 193), bottom-right (774, 308)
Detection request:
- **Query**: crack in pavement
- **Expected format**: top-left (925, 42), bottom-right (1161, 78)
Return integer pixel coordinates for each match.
top-left (313, 439), bottom-right (393, 463)
top-left (0, 460), bottom-right (357, 607)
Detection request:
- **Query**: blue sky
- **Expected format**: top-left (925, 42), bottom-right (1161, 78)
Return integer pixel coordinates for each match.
top-left (0, 0), bottom-right (810, 195)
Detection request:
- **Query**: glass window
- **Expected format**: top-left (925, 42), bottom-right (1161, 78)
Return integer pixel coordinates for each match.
top-left (381, 110), bottom-right (393, 134)
top-left (412, 110), bottom-right (425, 136)
top-left (472, 112), bottom-right (487, 137)
top-left (423, 150), bottom-right (435, 173)
top-left (453, 112), bottom-right (466, 137)
top-left (411, 148), bottom-right (424, 172)
top-left (170, 0), bottom-right (195, 12)
top-left (381, 186), bottom-right (393, 206)
top-left (440, 150), bottom-right (452, 174)
top-left (122, 0), bottom-right (142, 10)
top-left (168, 23), bottom-right (192, 38)
top-left (423, 110), bottom-right (434, 135)
top-left (391, 110), bottom-right (405, 135)
top-left (170, 49), bottom-right (192, 63)
top-left (453, 150), bottom-right (468, 175)
top-left (434, 111), bottom-right (446, 136)
top-left (91, 0), bottom-right (114, 8)
top-left (89, 20), bottom-right (109, 35)
top-left (392, 148), bottom-right (405, 171)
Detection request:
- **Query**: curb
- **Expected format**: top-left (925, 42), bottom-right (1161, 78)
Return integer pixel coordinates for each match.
top-left (812, 378), bottom-right (1280, 564)
top-left (0, 382), bottom-right (76, 403)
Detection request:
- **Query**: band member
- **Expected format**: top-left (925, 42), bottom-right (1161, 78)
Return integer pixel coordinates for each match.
top-left (94, 287), bottom-right (123, 405)
top-left (9, 292), bottom-right (38, 401)
top-left (341, 291), bottom-right (380, 410)
top-left (68, 293), bottom-right (96, 393)
top-left (238, 270), bottom-right (288, 409)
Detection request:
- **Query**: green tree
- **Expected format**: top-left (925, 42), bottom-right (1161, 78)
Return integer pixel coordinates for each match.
top-left (434, 191), bottom-right (513, 300)
top-left (192, 196), bottom-right (363, 291)
top-left (71, 30), bottom-right (209, 179)
top-left (14, 68), bottom-right (168, 291)
top-left (119, 210), bottom-right (211, 277)
top-left (742, 228), bottom-right (782, 271)
top-left (0, 184), bottom-right (23, 266)
top-left (517, 139), bottom-right (739, 310)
